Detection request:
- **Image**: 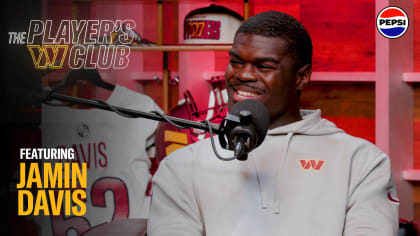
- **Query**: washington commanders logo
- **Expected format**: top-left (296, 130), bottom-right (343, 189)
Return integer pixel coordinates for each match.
top-left (299, 159), bottom-right (325, 171)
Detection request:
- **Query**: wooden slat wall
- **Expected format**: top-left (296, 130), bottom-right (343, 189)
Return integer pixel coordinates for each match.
top-left (143, 2), bottom-right (179, 73)
top-left (414, 0), bottom-right (420, 171)
top-left (301, 0), bottom-right (375, 71)
top-left (300, 82), bottom-right (375, 143)
top-left (414, 85), bottom-right (420, 169)
top-left (414, 84), bottom-right (420, 222)
top-left (141, 80), bottom-right (179, 111)
top-left (251, 0), bottom-right (375, 72)
top-left (415, 0), bottom-right (420, 72)
top-left (142, 2), bottom-right (179, 110)
top-left (413, 0), bottom-right (420, 223)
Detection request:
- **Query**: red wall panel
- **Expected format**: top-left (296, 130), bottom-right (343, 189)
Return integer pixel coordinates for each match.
top-left (414, 85), bottom-right (420, 168)
top-left (415, 0), bottom-right (420, 71)
top-left (300, 82), bottom-right (375, 144)
top-left (251, 0), bottom-right (375, 72)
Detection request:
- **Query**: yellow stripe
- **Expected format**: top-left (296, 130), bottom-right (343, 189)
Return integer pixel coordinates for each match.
top-left (165, 143), bottom-right (186, 156)
top-left (164, 130), bottom-right (188, 144)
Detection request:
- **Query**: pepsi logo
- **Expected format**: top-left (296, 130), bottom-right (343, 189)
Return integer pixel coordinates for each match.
top-left (376, 6), bottom-right (409, 39)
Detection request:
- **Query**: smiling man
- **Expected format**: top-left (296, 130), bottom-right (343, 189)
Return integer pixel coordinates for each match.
top-left (225, 22), bottom-right (311, 128)
top-left (148, 11), bottom-right (399, 236)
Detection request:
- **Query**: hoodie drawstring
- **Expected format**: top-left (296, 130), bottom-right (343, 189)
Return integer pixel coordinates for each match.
top-left (251, 153), bottom-right (268, 209)
top-left (273, 132), bottom-right (294, 214)
top-left (251, 132), bottom-right (294, 213)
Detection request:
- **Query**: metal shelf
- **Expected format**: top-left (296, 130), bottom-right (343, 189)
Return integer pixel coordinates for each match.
top-left (402, 169), bottom-right (420, 181)
top-left (403, 72), bottom-right (420, 82)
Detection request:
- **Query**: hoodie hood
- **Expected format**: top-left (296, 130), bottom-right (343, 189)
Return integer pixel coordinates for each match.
top-left (267, 109), bottom-right (344, 136)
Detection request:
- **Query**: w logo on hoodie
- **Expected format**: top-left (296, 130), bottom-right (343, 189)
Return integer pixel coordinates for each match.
top-left (299, 160), bottom-right (325, 170)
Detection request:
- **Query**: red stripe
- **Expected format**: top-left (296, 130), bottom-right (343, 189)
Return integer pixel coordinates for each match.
top-left (380, 8), bottom-right (405, 18)
top-left (388, 192), bottom-right (400, 203)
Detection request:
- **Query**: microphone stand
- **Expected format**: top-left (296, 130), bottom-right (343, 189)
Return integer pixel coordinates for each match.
top-left (41, 89), bottom-right (221, 134)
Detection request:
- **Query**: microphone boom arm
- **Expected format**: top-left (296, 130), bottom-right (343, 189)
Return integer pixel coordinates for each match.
top-left (41, 89), bottom-right (221, 134)
top-left (40, 90), bottom-right (268, 162)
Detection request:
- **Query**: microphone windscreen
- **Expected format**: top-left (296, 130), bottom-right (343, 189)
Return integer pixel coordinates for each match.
top-left (229, 99), bottom-right (270, 146)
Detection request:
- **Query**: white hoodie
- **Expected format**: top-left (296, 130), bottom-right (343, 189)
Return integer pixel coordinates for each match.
top-left (148, 110), bottom-right (399, 236)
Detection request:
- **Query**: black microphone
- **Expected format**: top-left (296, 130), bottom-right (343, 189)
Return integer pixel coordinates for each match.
top-left (218, 99), bottom-right (270, 161)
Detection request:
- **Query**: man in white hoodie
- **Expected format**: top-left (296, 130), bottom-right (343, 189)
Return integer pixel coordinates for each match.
top-left (148, 11), bottom-right (399, 236)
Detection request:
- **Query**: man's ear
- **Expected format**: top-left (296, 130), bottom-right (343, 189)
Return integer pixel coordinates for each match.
top-left (296, 64), bottom-right (312, 90)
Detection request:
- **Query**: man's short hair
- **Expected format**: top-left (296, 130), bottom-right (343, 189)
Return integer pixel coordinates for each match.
top-left (236, 11), bottom-right (313, 71)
